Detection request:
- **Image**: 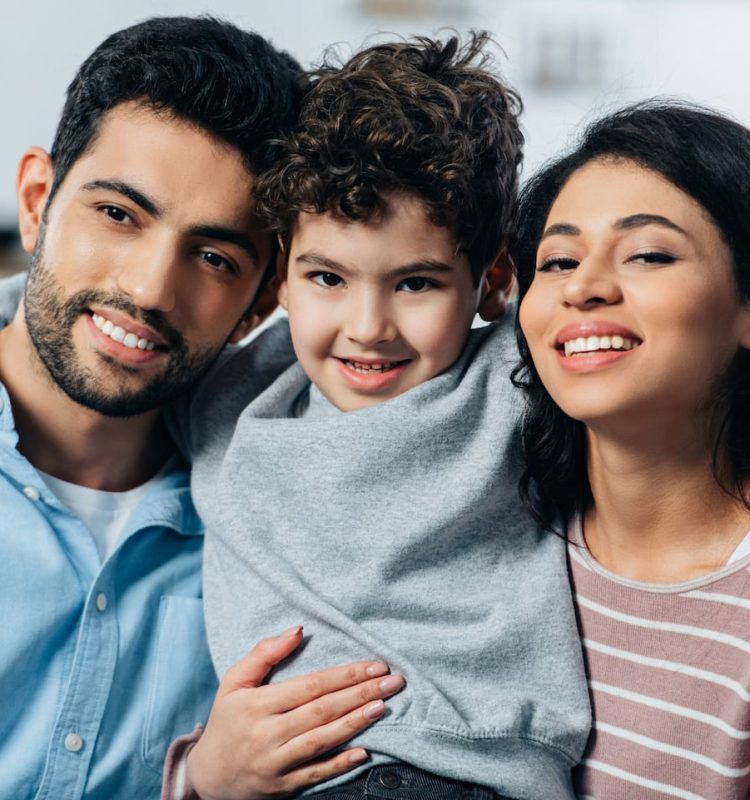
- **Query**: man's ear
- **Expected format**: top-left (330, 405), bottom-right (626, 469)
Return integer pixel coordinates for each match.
top-left (227, 249), bottom-right (286, 344)
top-left (17, 147), bottom-right (54, 253)
top-left (477, 251), bottom-right (515, 322)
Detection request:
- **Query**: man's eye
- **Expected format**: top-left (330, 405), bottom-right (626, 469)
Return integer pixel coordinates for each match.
top-left (538, 257), bottom-right (578, 272)
top-left (397, 277), bottom-right (434, 293)
top-left (100, 205), bottom-right (131, 223)
top-left (311, 272), bottom-right (343, 288)
top-left (200, 251), bottom-right (235, 273)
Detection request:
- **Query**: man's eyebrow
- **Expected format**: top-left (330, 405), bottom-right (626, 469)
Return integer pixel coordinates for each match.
top-left (81, 180), bottom-right (162, 217)
top-left (295, 252), bottom-right (455, 278)
top-left (187, 225), bottom-right (259, 265)
top-left (613, 213), bottom-right (687, 235)
top-left (541, 222), bottom-right (581, 240)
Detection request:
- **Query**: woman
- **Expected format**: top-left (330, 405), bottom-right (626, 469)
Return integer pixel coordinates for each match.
top-left (515, 101), bottom-right (750, 799)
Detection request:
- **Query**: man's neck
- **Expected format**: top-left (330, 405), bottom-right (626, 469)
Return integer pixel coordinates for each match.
top-left (0, 308), bottom-right (173, 491)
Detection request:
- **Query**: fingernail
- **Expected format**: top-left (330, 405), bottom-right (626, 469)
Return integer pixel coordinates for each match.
top-left (363, 700), bottom-right (385, 720)
top-left (366, 662), bottom-right (389, 677)
top-left (349, 748), bottom-right (369, 764)
top-left (379, 675), bottom-right (405, 693)
top-left (280, 625), bottom-right (303, 638)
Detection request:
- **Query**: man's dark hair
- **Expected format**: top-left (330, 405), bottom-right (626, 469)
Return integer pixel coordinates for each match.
top-left (255, 32), bottom-right (523, 285)
top-left (48, 16), bottom-right (306, 204)
top-left (512, 100), bottom-right (750, 530)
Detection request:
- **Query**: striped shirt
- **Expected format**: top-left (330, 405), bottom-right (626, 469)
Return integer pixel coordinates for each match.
top-left (569, 520), bottom-right (750, 800)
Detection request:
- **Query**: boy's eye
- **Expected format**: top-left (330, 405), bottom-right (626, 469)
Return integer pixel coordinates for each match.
top-left (200, 250), bottom-right (236, 275)
top-left (397, 276), bottom-right (434, 293)
top-left (311, 272), bottom-right (343, 288)
top-left (628, 250), bottom-right (677, 266)
top-left (538, 257), bottom-right (578, 272)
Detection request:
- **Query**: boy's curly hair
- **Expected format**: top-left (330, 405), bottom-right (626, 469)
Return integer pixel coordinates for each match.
top-left (255, 32), bottom-right (523, 285)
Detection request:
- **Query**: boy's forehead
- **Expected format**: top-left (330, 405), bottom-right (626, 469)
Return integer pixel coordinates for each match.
top-left (289, 194), bottom-right (468, 274)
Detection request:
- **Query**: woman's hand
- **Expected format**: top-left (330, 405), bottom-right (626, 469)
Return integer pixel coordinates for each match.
top-left (187, 626), bottom-right (404, 800)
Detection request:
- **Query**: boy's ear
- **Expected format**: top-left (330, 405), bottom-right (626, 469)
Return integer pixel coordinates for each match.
top-left (276, 244), bottom-right (289, 311)
top-left (477, 252), bottom-right (515, 322)
top-left (17, 147), bottom-right (54, 253)
top-left (227, 251), bottom-right (285, 344)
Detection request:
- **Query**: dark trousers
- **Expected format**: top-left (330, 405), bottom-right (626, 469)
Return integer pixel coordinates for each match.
top-left (309, 764), bottom-right (511, 799)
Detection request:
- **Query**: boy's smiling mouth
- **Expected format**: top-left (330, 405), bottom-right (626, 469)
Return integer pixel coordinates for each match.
top-left (340, 358), bottom-right (409, 374)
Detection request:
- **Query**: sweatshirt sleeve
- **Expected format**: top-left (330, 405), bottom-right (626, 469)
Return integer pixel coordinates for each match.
top-left (161, 725), bottom-right (204, 800)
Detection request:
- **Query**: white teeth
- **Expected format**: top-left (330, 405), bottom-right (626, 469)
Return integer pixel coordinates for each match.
top-left (91, 313), bottom-right (157, 351)
top-left (344, 360), bottom-right (397, 374)
top-left (562, 334), bottom-right (639, 357)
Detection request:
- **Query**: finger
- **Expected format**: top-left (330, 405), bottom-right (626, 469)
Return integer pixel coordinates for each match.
top-left (258, 659), bottom-right (393, 713)
top-left (279, 748), bottom-right (370, 795)
top-left (220, 626), bottom-right (304, 695)
top-left (281, 698), bottom-right (390, 769)
top-left (281, 673), bottom-right (405, 740)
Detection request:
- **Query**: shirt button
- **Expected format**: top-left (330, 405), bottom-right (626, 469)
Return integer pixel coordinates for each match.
top-left (95, 593), bottom-right (108, 612)
top-left (64, 732), bottom-right (83, 753)
top-left (379, 770), bottom-right (402, 789)
top-left (23, 485), bottom-right (41, 502)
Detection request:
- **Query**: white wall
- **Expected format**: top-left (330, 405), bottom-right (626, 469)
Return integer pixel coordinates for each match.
top-left (1, 0), bottom-right (747, 227)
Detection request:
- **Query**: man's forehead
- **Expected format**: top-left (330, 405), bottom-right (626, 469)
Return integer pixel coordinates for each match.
top-left (65, 103), bottom-right (258, 220)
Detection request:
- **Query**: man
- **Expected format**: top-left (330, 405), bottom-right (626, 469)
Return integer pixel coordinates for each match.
top-left (0, 17), bottom-right (304, 798)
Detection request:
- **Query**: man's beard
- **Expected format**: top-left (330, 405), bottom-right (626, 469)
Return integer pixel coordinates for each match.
top-left (24, 246), bottom-right (223, 418)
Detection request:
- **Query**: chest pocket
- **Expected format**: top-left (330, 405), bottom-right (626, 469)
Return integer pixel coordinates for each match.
top-left (141, 596), bottom-right (218, 774)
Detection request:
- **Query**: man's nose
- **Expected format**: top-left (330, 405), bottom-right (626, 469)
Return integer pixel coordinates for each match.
top-left (115, 238), bottom-right (179, 313)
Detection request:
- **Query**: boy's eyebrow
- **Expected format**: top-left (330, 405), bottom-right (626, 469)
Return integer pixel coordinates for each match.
top-left (81, 179), bottom-right (162, 217)
top-left (295, 252), bottom-right (455, 277)
top-left (541, 215), bottom-right (687, 240)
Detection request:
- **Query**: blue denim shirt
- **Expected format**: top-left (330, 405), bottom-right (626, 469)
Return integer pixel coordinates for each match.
top-left (0, 380), bottom-right (218, 799)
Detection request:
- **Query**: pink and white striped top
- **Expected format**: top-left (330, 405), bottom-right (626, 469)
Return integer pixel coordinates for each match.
top-left (569, 521), bottom-right (750, 800)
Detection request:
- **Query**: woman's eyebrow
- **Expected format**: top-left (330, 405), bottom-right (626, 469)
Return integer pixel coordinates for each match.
top-left (613, 213), bottom-right (687, 234)
top-left (540, 222), bottom-right (580, 240)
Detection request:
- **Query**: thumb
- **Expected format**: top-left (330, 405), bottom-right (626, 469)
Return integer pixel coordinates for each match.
top-left (218, 625), bottom-right (303, 696)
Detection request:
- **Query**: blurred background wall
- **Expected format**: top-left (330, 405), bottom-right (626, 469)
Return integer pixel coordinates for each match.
top-left (1, 0), bottom-right (747, 275)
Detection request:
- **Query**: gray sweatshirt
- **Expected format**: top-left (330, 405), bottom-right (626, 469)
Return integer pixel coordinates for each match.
top-left (183, 315), bottom-right (590, 800)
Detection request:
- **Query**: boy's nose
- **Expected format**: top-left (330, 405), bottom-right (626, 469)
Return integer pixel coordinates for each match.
top-left (343, 294), bottom-right (397, 346)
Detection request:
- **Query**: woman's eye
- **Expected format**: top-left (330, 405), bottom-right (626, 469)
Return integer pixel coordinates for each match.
top-left (628, 251), bottom-right (677, 266)
top-left (538, 257), bottom-right (578, 272)
top-left (311, 272), bottom-right (343, 288)
top-left (397, 276), bottom-right (434, 293)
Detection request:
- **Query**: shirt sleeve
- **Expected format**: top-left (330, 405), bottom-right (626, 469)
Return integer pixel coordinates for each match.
top-left (161, 724), bottom-right (204, 800)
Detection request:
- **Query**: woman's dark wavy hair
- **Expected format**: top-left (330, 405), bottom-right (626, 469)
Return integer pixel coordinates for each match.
top-left (255, 32), bottom-right (523, 285)
top-left (511, 100), bottom-right (750, 530)
top-left (48, 16), bottom-right (305, 206)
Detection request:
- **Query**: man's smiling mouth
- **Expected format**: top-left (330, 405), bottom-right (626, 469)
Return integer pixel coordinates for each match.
top-left (91, 312), bottom-right (158, 351)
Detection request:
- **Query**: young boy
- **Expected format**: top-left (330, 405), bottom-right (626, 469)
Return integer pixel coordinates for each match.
top-left (171, 34), bottom-right (590, 800)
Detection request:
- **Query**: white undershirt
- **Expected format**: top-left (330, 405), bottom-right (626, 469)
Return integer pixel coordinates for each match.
top-left (38, 467), bottom-right (167, 562)
top-left (727, 529), bottom-right (750, 564)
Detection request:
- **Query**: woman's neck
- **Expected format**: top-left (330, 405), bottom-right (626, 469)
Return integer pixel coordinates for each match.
top-left (582, 423), bottom-right (750, 583)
